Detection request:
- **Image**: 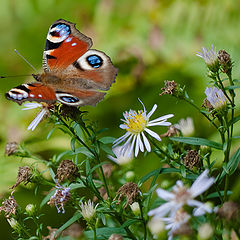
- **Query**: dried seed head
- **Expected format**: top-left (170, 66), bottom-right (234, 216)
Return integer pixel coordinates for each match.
top-left (218, 201), bottom-right (239, 221)
top-left (43, 226), bottom-right (60, 240)
top-left (218, 50), bottom-right (232, 74)
top-left (108, 234), bottom-right (123, 240)
top-left (184, 150), bottom-right (200, 170)
top-left (202, 98), bottom-right (214, 111)
top-left (11, 166), bottom-right (31, 189)
top-left (62, 223), bottom-right (83, 238)
top-left (160, 80), bottom-right (177, 96)
top-left (5, 142), bottom-right (18, 156)
top-left (56, 160), bottom-right (79, 183)
top-left (0, 191), bottom-right (18, 218)
top-left (114, 182), bottom-right (140, 208)
top-left (160, 125), bottom-right (179, 137)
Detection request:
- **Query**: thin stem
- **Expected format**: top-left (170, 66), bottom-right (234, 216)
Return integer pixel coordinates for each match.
top-left (93, 226), bottom-right (97, 240)
top-left (138, 200), bottom-right (147, 240)
top-left (182, 96), bottom-right (219, 130)
top-left (216, 73), bottom-right (232, 104)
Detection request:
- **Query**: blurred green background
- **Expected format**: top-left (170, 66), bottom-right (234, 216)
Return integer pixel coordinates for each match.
top-left (0, 0), bottom-right (240, 238)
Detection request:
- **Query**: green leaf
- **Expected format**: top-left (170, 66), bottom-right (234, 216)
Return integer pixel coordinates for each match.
top-left (138, 168), bottom-right (180, 186)
top-left (225, 85), bottom-right (240, 90)
top-left (73, 147), bottom-right (94, 158)
top-left (121, 219), bottom-right (139, 228)
top-left (170, 137), bottom-right (222, 150)
top-left (69, 182), bottom-right (85, 190)
top-left (70, 138), bottom-right (76, 151)
top-left (40, 189), bottom-right (55, 208)
top-left (46, 127), bottom-right (56, 140)
top-left (206, 190), bottom-right (232, 199)
top-left (55, 212), bottom-right (82, 237)
top-left (226, 147), bottom-right (240, 175)
top-left (229, 114), bottom-right (240, 125)
top-left (99, 136), bottom-right (116, 144)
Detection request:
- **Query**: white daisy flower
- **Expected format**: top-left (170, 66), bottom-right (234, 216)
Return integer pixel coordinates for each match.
top-left (80, 200), bottom-right (97, 222)
top-left (196, 45), bottom-right (219, 72)
top-left (113, 99), bottom-right (173, 157)
top-left (22, 102), bottom-right (49, 131)
top-left (175, 117), bottom-right (194, 137)
top-left (148, 169), bottom-right (214, 218)
top-left (205, 86), bottom-right (226, 109)
top-left (108, 145), bottom-right (133, 165)
top-left (162, 209), bottom-right (190, 240)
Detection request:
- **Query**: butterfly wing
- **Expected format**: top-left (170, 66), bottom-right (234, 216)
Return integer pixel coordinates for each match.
top-left (42, 19), bottom-right (118, 106)
top-left (5, 83), bottom-right (56, 105)
top-left (43, 19), bottom-right (92, 71)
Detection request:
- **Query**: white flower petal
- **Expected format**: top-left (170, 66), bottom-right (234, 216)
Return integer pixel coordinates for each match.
top-left (148, 121), bottom-right (172, 127)
top-left (145, 128), bottom-right (161, 141)
top-left (148, 114), bottom-right (174, 124)
top-left (156, 188), bottom-right (174, 201)
top-left (120, 124), bottom-right (128, 129)
top-left (22, 102), bottom-right (42, 110)
top-left (148, 202), bottom-right (175, 217)
top-left (113, 132), bottom-right (131, 146)
top-left (190, 170), bottom-right (214, 197)
top-left (142, 132), bottom-right (151, 152)
top-left (27, 109), bottom-right (47, 131)
top-left (146, 104), bottom-right (157, 119)
top-left (137, 134), bottom-right (144, 152)
top-left (135, 134), bottom-right (140, 157)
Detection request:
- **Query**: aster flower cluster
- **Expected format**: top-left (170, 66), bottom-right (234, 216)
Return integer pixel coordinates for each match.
top-left (148, 170), bottom-right (214, 239)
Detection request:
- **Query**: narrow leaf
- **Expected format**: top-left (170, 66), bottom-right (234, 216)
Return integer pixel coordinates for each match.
top-left (170, 137), bottom-right (222, 150)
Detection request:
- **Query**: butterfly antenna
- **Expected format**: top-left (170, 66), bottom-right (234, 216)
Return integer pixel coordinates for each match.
top-left (14, 49), bottom-right (37, 72)
top-left (0, 74), bottom-right (32, 79)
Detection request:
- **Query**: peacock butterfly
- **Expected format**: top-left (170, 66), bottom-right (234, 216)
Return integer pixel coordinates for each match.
top-left (5, 19), bottom-right (118, 107)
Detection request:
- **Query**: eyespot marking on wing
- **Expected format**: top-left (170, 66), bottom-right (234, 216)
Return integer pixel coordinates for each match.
top-left (56, 93), bottom-right (83, 106)
top-left (74, 50), bottom-right (108, 70)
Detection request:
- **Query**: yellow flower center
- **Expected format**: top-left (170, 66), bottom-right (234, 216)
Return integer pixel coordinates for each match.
top-left (125, 111), bottom-right (147, 134)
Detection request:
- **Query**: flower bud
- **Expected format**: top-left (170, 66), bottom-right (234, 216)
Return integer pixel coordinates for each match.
top-left (198, 223), bottom-right (214, 240)
top-left (148, 217), bottom-right (165, 236)
top-left (130, 202), bottom-right (140, 215)
top-left (125, 171), bottom-right (135, 181)
top-left (7, 218), bottom-right (21, 233)
top-left (25, 204), bottom-right (36, 216)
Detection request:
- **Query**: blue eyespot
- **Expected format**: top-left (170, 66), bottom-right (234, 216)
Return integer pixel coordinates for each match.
top-left (60, 96), bottom-right (79, 103)
top-left (87, 55), bottom-right (103, 68)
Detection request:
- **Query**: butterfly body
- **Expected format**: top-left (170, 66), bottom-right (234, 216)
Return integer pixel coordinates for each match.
top-left (6, 19), bottom-right (118, 107)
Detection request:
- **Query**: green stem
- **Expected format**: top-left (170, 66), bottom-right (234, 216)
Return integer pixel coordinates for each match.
top-left (93, 226), bottom-right (97, 240)
top-left (183, 97), bottom-right (219, 130)
top-left (216, 73), bottom-right (232, 104)
top-left (57, 114), bottom-right (111, 200)
top-left (138, 200), bottom-right (147, 240)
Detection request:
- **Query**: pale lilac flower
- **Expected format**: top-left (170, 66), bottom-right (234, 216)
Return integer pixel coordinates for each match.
top-left (148, 170), bottom-right (214, 218)
top-left (108, 145), bottom-right (133, 165)
top-left (113, 99), bottom-right (173, 157)
top-left (22, 102), bottom-right (49, 131)
top-left (205, 86), bottom-right (226, 109)
top-left (196, 45), bottom-right (219, 71)
top-left (175, 117), bottom-right (194, 137)
top-left (162, 209), bottom-right (190, 240)
top-left (80, 200), bottom-right (97, 221)
top-left (47, 184), bottom-right (71, 214)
